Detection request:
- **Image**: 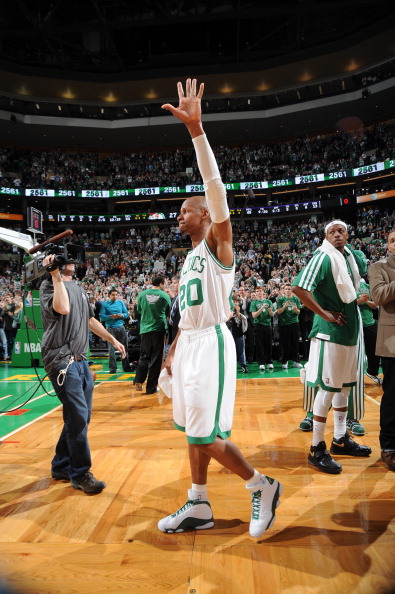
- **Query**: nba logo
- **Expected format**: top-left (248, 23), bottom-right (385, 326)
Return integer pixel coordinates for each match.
top-left (25, 291), bottom-right (32, 307)
top-left (14, 341), bottom-right (20, 355)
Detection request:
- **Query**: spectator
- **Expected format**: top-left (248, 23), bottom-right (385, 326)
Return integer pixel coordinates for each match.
top-left (100, 288), bottom-right (132, 374)
top-left (249, 288), bottom-right (274, 371)
top-left (228, 297), bottom-right (249, 373)
top-left (276, 284), bottom-right (303, 369)
top-left (133, 275), bottom-right (171, 395)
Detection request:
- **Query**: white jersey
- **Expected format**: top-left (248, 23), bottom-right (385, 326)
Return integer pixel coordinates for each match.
top-left (179, 238), bottom-right (235, 330)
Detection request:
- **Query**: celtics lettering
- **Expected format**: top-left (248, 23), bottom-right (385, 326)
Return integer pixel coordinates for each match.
top-left (181, 255), bottom-right (206, 276)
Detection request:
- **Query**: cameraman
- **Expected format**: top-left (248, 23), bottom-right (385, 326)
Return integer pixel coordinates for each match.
top-left (40, 255), bottom-right (126, 494)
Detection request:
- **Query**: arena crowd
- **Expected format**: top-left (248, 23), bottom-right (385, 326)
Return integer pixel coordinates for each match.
top-left (0, 121), bottom-right (394, 190)
top-left (0, 203), bottom-right (393, 366)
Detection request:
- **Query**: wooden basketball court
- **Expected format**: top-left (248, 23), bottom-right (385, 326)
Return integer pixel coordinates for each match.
top-left (0, 375), bottom-right (393, 594)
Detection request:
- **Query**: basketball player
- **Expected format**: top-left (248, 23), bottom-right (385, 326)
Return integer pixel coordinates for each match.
top-left (158, 79), bottom-right (282, 538)
top-left (292, 221), bottom-right (371, 474)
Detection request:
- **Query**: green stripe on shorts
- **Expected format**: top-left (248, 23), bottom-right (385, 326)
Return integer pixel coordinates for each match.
top-left (187, 324), bottom-right (231, 444)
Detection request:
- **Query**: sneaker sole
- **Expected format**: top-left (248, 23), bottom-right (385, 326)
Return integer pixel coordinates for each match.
top-left (308, 458), bottom-right (342, 474)
top-left (161, 520), bottom-right (214, 534)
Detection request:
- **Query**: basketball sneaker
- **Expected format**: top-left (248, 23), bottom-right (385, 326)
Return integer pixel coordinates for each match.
top-left (299, 412), bottom-right (313, 431)
top-left (267, 363), bottom-right (274, 370)
top-left (346, 418), bottom-right (365, 436)
top-left (292, 361), bottom-right (303, 368)
top-left (158, 489), bottom-right (214, 533)
top-left (246, 475), bottom-right (283, 538)
top-left (281, 362), bottom-right (288, 369)
top-left (330, 432), bottom-right (372, 457)
top-left (259, 364), bottom-right (265, 370)
top-left (308, 441), bottom-right (342, 474)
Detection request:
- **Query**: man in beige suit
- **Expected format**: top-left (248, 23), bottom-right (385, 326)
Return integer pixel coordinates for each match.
top-left (368, 229), bottom-right (395, 471)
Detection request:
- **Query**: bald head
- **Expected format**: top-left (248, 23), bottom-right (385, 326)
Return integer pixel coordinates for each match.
top-left (183, 195), bottom-right (208, 214)
top-left (177, 195), bottom-right (211, 240)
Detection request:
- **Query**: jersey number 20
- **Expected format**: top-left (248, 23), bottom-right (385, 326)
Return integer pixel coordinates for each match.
top-left (179, 278), bottom-right (203, 311)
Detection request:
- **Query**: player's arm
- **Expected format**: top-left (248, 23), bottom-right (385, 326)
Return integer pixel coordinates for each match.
top-left (292, 286), bottom-right (346, 326)
top-left (162, 78), bottom-right (232, 267)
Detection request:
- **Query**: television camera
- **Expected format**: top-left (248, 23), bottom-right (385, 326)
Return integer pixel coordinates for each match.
top-left (21, 230), bottom-right (86, 286)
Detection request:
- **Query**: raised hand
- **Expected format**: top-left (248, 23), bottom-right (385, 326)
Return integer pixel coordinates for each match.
top-left (161, 78), bottom-right (204, 128)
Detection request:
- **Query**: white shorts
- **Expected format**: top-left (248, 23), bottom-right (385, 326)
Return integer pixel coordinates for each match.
top-left (306, 337), bottom-right (357, 392)
top-left (172, 323), bottom-right (236, 444)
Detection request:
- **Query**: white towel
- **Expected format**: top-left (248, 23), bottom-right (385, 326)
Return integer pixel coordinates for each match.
top-left (318, 239), bottom-right (360, 303)
top-left (158, 367), bottom-right (173, 399)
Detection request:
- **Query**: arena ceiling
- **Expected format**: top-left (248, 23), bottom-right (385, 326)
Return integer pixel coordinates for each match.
top-left (1, 0), bottom-right (395, 77)
top-left (0, 0), bottom-right (394, 149)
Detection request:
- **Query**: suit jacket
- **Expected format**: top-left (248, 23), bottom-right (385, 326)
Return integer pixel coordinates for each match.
top-left (368, 254), bottom-right (395, 357)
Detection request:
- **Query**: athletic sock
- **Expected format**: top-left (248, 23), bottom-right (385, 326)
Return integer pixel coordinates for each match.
top-left (311, 389), bottom-right (332, 446)
top-left (332, 391), bottom-right (349, 440)
top-left (312, 419), bottom-right (326, 446)
top-left (190, 483), bottom-right (208, 500)
top-left (246, 468), bottom-right (264, 490)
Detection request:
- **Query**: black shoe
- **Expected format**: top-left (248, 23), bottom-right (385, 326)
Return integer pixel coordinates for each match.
top-left (51, 470), bottom-right (70, 481)
top-left (240, 364), bottom-right (249, 373)
top-left (308, 441), bottom-right (342, 474)
top-left (146, 387), bottom-right (160, 395)
top-left (330, 432), bottom-right (372, 457)
top-left (71, 471), bottom-right (106, 494)
top-left (109, 369), bottom-right (117, 374)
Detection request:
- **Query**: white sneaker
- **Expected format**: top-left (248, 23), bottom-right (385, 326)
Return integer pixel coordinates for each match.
top-left (247, 475), bottom-right (283, 538)
top-left (267, 363), bottom-right (274, 370)
top-left (282, 362), bottom-right (288, 369)
top-left (292, 361), bottom-right (303, 369)
top-left (158, 489), bottom-right (214, 533)
top-left (365, 372), bottom-right (383, 386)
top-left (259, 364), bottom-right (265, 370)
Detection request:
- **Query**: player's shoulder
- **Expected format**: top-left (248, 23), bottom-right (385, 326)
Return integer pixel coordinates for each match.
top-left (306, 250), bottom-right (330, 268)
